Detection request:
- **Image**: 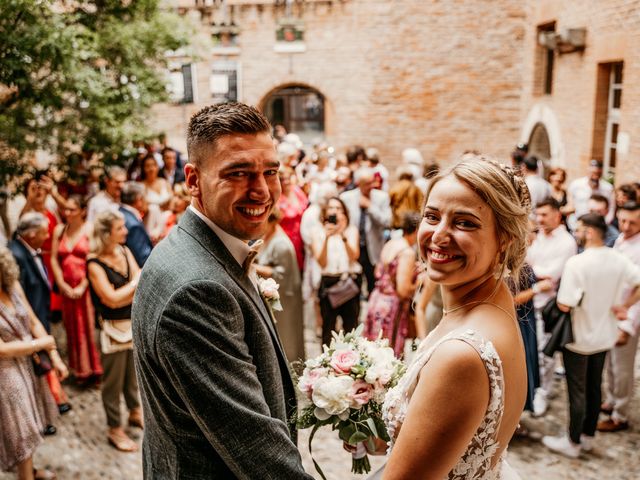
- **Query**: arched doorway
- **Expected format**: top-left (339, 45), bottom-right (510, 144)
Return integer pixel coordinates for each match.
top-left (262, 85), bottom-right (325, 144)
top-left (528, 122), bottom-right (551, 176)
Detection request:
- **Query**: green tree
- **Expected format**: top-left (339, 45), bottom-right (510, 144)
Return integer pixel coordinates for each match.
top-left (0, 0), bottom-right (189, 183)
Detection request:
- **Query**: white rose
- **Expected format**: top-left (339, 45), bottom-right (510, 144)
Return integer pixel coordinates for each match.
top-left (258, 277), bottom-right (280, 299)
top-left (311, 375), bottom-right (354, 416)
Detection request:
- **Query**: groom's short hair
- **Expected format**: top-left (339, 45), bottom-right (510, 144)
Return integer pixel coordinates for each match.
top-left (187, 102), bottom-right (272, 167)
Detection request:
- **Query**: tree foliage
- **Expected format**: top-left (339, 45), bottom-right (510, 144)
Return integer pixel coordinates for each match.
top-left (0, 0), bottom-right (189, 182)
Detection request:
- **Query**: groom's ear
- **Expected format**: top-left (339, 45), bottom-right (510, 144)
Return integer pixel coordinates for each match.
top-left (184, 163), bottom-right (201, 199)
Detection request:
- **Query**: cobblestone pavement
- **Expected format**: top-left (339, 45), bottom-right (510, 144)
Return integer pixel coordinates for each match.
top-left (2, 322), bottom-right (639, 479)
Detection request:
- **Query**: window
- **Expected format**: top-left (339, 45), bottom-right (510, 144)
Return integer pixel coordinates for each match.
top-left (604, 62), bottom-right (623, 175)
top-left (210, 60), bottom-right (240, 103)
top-left (168, 62), bottom-right (196, 104)
top-left (591, 62), bottom-right (623, 178)
top-left (535, 23), bottom-right (556, 95)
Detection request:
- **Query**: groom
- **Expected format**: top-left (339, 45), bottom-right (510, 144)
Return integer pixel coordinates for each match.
top-left (132, 102), bottom-right (312, 479)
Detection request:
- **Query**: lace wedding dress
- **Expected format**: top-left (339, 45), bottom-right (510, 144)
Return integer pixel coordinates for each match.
top-left (370, 329), bottom-right (521, 479)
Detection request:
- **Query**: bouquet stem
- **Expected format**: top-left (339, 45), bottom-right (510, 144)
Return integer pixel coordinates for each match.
top-left (351, 442), bottom-right (371, 475)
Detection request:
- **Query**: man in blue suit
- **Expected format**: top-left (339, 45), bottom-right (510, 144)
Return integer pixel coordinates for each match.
top-left (8, 212), bottom-right (52, 331)
top-left (119, 182), bottom-right (153, 267)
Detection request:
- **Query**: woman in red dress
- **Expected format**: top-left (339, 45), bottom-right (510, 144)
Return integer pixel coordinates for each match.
top-left (51, 195), bottom-right (103, 384)
top-left (277, 167), bottom-right (308, 271)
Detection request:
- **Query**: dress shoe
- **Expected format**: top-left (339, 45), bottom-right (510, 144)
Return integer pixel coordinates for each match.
top-left (58, 403), bottom-right (72, 415)
top-left (597, 418), bottom-right (629, 432)
top-left (43, 425), bottom-right (57, 436)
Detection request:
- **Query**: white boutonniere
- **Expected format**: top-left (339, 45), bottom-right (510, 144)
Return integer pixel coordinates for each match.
top-left (257, 277), bottom-right (283, 312)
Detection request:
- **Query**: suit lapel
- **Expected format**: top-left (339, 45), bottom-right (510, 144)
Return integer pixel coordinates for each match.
top-left (177, 211), bottom-right (290, 364)
top-left (16, 241), bottom-right (49, 288)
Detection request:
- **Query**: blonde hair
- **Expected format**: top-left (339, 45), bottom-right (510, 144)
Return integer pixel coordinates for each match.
top-left (91, 210), bottom-right (124, 255)
top-left (425, 154), bottom-right (531, 280)
top-left (0, 246), bottom-right (20, 294)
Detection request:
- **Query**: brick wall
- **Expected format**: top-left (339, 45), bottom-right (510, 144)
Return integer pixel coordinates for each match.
top-left (152, 0), bottom-right (527, 173)
top-left (153, 0), bottom-right (639, 186)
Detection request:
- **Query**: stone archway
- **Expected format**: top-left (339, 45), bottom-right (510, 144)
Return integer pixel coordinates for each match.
top-left (521, 103), bottom-right (564, 168)
top-left (260, 84), bottom-right (325, 144)
top-left (528, 122), bottom-right (551, 175)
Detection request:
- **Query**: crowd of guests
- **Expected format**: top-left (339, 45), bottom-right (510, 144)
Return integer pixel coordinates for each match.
top-left (1, 130), bottom-right (639, 478)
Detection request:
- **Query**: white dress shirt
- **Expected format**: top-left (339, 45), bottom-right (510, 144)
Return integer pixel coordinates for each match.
top-left (567, 176), bottom-right (615, 224)
top-left (188, 206), bottom-right (251, 268)
top-left (614, 232), bottom-right (640, 335)
top-left (524, 174), bottom-right (552, 210)
top-left (526, 225), bottom-right (577, 309)
top-left (87, 191), bottom-right (120, 223)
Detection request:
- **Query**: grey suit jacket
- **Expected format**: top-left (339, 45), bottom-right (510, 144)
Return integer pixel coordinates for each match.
top-left (340, 188), bottom-right (391, 264)
top-left (132, 209), bottom-right (312, 479)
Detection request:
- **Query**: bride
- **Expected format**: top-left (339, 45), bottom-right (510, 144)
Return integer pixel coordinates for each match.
top-left (369, 156), bottom-right (530, 479)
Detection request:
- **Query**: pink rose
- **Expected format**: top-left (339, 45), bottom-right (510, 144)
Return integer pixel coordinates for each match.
top-left (350, 380), bottom-right (373, 408)
top-left (298, 368), bottom-right (327, 398)
top-left (330, 349), bottom-right (359, 374)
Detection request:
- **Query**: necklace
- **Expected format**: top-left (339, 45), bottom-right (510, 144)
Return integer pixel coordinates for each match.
top-left (442, 280), bottom-right (502, 316)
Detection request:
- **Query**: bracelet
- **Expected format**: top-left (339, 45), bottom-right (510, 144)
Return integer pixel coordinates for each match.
top-left (532, 283), bottom-right (541, 295)
top-left (31, 339), bottom-right (36, 352)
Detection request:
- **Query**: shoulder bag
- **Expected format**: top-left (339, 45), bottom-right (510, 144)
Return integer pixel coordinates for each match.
top-left (100, 318), bottom-right (133, 354)
top-left (326, 274), bottom-right (360, 309)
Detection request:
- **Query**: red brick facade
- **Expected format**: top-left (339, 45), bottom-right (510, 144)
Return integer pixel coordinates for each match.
top-left (153, 0), bottom-right (639, 184)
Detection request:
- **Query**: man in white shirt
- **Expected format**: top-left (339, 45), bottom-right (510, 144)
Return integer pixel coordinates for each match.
top-left (543, 213), bottom-right (640, 458)
top-left (526, 197), bottom-right (578, 415)
top-left (566, 160), bottom-right (615, 228)
top-left (523, 156), bottom-right (551, 211)
top-left (87, 166), bottom-right (126, 223)
top-left (599, 202), bottom-right (640, 432)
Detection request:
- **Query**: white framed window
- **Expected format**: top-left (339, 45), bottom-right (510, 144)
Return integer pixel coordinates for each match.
top-left (210, 60), bottom-right (241, 103)
top-left (603, 62), bottom-right (623, 176)
top-left (167, 62), bottom-right (197, 104)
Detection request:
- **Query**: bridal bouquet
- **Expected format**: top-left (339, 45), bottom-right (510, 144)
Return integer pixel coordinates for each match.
top-left (293, 325), bottom-right (406, 477)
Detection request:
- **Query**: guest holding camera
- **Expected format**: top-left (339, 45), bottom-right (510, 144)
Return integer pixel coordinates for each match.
top-left (0, 246), bottom-right (67, 480)
top-left (311, 197), bottom-right (362, 346)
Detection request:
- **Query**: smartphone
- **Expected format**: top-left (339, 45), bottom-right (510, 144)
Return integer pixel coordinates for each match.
top-left (327, 214), bottom-right (338, 225)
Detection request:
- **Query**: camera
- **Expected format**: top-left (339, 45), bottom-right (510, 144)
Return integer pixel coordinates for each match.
top-left (327, 214), bottom-right (337, 225)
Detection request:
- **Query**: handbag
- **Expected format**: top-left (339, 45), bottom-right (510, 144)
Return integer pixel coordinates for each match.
top-left (100, 318), bottom-right (133, 354)
top-left (31, 349), bottom-right (53, 376)
top-left (326, 274), bottom-right (360, 309)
